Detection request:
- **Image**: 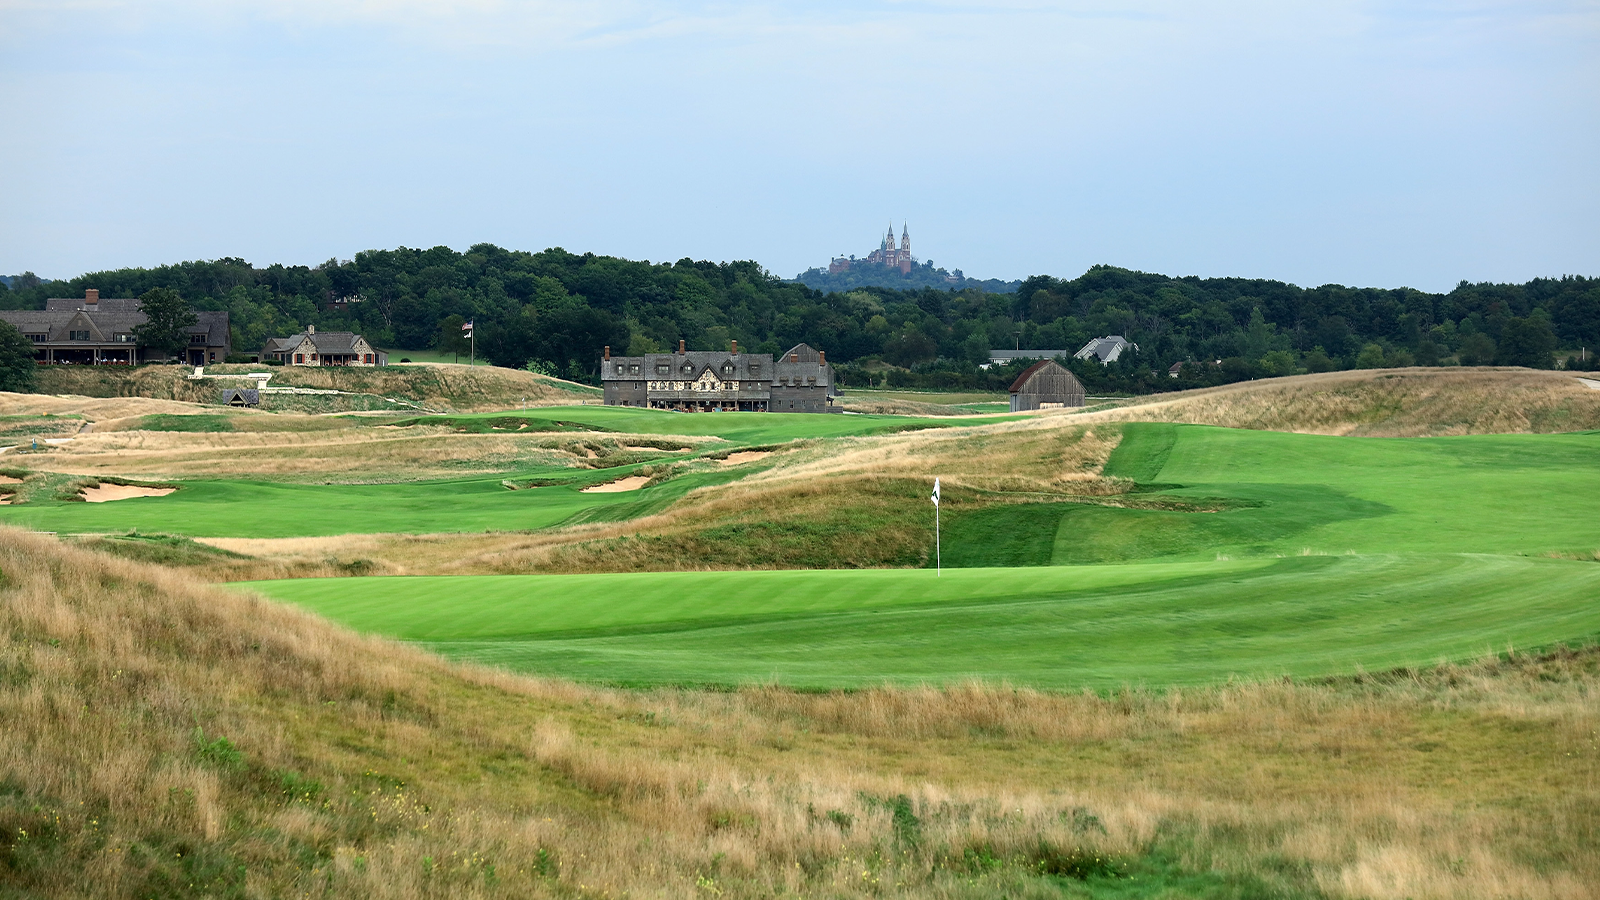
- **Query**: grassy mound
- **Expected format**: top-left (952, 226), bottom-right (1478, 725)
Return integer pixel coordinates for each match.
top-left (4, 529), bottom-right (1598, 898)
top-left (33, 362), bottom-right (599, 413)
top-left (1087, 367), bottom-right (1600, 436)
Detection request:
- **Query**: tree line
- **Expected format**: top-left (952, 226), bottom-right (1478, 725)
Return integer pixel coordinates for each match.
top-left (1, 247), bottom-right (1595, 393)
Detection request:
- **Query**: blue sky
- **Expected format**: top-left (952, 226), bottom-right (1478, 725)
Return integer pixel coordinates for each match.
top-left (2, 1), bottom-right (1596, 291)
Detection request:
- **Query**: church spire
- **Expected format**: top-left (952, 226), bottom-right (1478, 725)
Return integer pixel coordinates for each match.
top-left (900, 222), bottom-right (909, 253)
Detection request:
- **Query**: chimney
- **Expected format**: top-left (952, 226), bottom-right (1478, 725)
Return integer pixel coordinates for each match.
top-left (789, 353), bottom-right (799, 362)
top-left (819, 350), bottom-right (826, 365)
top-left (604, 345), bottom-right (611, 361)
top-left (678, 339), bottom-right (686, 354)
top-left (84, 289), bottom-right (98, 305)
top-left (308, 324), bottom-right (315, 334)
top-left (730, 340), bottom-right (738, 355)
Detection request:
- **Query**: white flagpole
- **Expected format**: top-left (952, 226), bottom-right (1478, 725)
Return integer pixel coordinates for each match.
top-left (931, 476), bottom-right (941, 577)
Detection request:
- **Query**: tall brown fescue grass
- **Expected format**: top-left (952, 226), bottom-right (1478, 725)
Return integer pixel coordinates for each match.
top-left (3, 527), bottom-right (1598, 898)
top-left (1074, 367), bottom-right (1600, 436)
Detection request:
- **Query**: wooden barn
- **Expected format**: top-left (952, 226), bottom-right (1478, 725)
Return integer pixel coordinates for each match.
top-left (1009, 360), bottom-right (1086, 411)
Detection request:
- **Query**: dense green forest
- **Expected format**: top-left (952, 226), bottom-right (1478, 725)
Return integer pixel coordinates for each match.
top-left (3, 246), bottom-right (1596, 393)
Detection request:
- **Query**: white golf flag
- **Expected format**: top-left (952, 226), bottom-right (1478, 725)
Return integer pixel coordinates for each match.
top-left (930, 477), bottom-right (940, 507)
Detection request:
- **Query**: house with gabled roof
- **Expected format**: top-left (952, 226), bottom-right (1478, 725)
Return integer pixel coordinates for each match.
top-left (600, 340), bottom-right (840, 412)
top-left (1074, 335), bottom-right (1137, 364)
top-left (260, 326), bottom-right (386, 367)
top-left (0, 288), bottom-right (230, 365)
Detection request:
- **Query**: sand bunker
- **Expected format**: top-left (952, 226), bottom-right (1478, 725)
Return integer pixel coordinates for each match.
top-left (717, 451), bottom-right (771, 465)
top-left (80, 483), bottom-right (177, 502)
top-left (580, 475), bottom-right (650, 493)
top-left (0, 476), bottom-right (22, 485)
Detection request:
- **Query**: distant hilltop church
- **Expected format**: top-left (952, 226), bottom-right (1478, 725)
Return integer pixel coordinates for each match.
top-left (829, 223), bottom-right (915, 275)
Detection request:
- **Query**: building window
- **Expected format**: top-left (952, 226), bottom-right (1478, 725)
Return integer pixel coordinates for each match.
top-left (364, 353), bottom-right (373, 363)
top-left (26, 334), bottom-right (44, 343)
top-left (190, 333), bottom-right (206, 343)
top-left (69, 330), bottom-right (90, 341)
top-left (295, 354), bottom-right (304, 363)
top-left (114, 333), bottom-right (133, 342)
top-left (629, 364), bottom-right (639, 374)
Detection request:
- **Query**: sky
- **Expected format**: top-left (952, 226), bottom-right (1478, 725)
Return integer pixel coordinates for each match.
top-left (1, 1), bottom-right (1596, 292)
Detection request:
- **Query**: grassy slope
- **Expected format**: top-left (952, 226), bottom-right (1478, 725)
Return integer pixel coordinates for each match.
top-left (7, 529), bottom-right (1599, 899)
top-left (939, 424), bottom-right (1600, 566)
top-left (244, 554), bottom-right (1600, 688)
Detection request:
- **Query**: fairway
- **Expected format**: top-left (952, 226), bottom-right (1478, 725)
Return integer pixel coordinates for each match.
top-left (242, 554), bottom-right (1600, 688)
top-left (0, 405), bottom-right (1011, 537)
top-left (0, 467), bottom-right (740, 538)
top-left (941, 424), bottom-right (1600, 565)
top-left (392, 403), bottom-right (1014, 444)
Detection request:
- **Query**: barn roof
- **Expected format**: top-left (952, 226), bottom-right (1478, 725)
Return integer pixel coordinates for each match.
top-left (1009, 359), bottom-right (1053, 393)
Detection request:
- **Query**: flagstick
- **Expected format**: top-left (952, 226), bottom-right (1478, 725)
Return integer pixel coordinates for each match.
top-left (935, 498), bottom-right (941, 577)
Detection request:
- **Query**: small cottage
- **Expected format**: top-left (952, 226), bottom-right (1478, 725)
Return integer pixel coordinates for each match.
top-left (1009, 359), bottom-right (1086, 411)
top-left (261, 326), bottom-right (386, 367)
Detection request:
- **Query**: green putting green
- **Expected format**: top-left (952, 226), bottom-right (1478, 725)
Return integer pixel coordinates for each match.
top-left (240, 554), bottom-right (1600, 688)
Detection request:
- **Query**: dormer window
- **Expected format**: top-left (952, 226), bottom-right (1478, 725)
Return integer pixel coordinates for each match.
top-left (656, 363), bottom-right (669, 375)
top-left (26, 334), bottom-right (45, 343)
top-left (189, 333), bottom-right (206, 343)
top-left (681, 363), bottom-right (693, 374)
top-left (628, 364), bottom-right (639, 374)
top-left (615, 364), bottom-right (624, 374)
top-left (69, 330), bottom-right (90, 341)
top-left (747, 363), bottom-right (760, 376)
top-left (721, 364), bottom-right (733, 375)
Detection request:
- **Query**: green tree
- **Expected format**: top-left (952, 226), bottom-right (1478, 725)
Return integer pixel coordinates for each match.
top-left (1354, 343), bottom-right (1387, 369)
top-left (1496, 315), bottom-right (1557, 368)
top-left (0, 320), bottom-right (37, 392)
top-left (1259, 350), bottom-right (1298, 377)
top-left (1458, 332), bottom-right (1496, 366)
top-left (133, 288), bottom-right (197, 359)
top-left (434, 315), bottom-right (471, 362)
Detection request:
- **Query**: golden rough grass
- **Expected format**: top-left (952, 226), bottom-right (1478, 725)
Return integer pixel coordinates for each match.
top-left (5, 528), bottom-right (1598, 898)
top-left (0, 390), bottom-right (207, 421)
top-left (1066, 367), bottom-right (1600, 436)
